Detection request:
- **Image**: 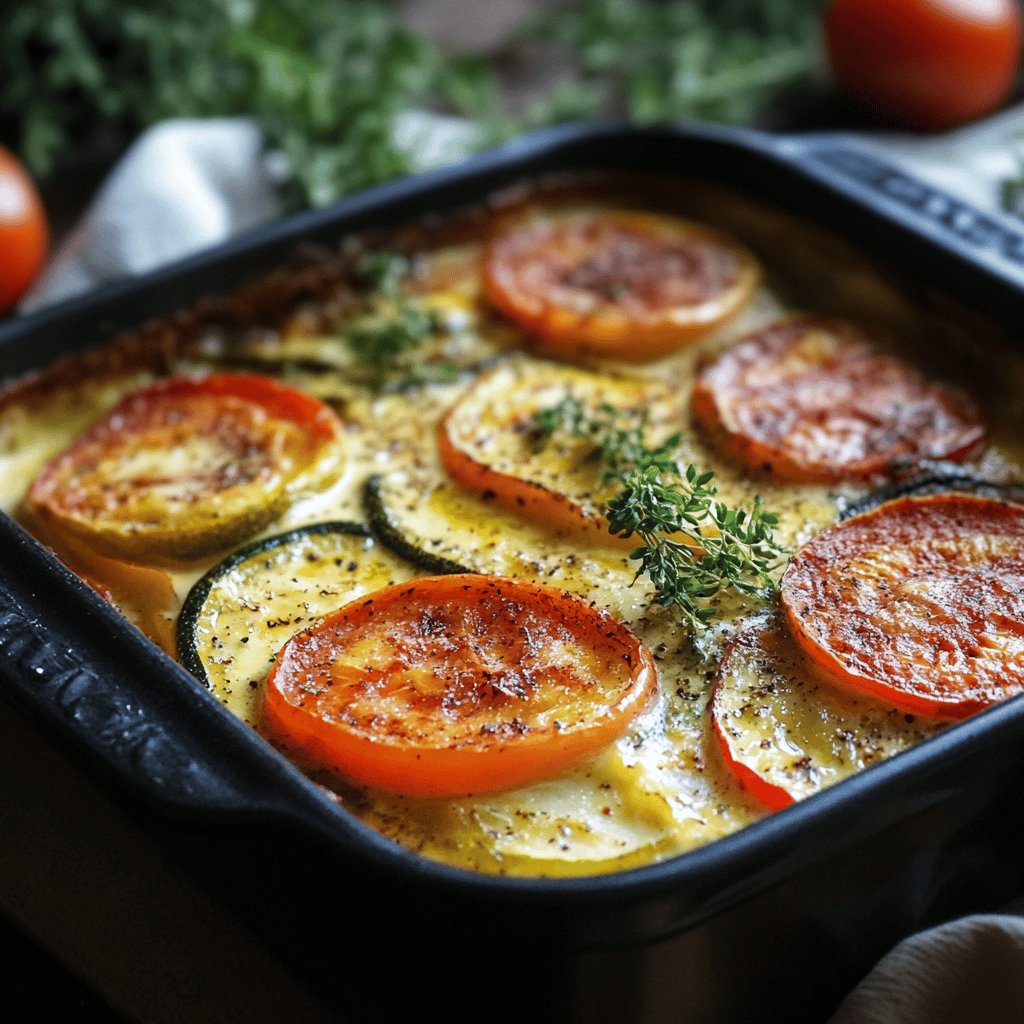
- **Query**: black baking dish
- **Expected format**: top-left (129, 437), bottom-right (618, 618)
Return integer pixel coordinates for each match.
top-left (3, 123), bottom-right (1024, 1024)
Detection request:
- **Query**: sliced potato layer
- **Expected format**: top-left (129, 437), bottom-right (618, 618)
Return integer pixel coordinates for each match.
top-left (365, 468), bottom-right (642, 615)
top-left (711, 614), bottom-right (946, 809)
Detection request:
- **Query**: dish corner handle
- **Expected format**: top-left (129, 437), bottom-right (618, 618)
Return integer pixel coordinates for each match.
top-left (0, 519), bottom-right (350, 839)
top-left (772, 133), bottom-right (1024, 284)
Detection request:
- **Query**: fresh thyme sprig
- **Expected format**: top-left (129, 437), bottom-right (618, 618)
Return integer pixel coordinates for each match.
top-left (357, 251), bottom-right (409, 297)
top-left (532, 394), bottom-right (786, 632)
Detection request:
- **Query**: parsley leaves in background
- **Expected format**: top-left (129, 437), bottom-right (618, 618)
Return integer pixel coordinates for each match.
top-left (0, 0), bottom-right (824, 212)
top-left (0, 0), bottom-right (493, 208)
top-left (521, 0), bottom-right (824, 128)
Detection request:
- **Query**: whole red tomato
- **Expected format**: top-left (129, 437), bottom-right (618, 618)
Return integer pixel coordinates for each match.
top-left (0, 147), bottom-right (48, 313)
top-left (825, 0), bottom-right (1023, 130)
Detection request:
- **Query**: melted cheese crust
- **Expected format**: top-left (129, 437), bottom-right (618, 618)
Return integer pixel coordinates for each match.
top-left (1, 179), bottom-right (1023, 877)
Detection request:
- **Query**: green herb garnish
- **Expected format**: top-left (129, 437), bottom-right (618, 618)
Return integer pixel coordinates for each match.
top-left (357, 251), bottom-right (410, 297)
top-left (344, 252), bottom-right (442, 387)
top-left (0, 1), bottom-right (496, 209)
top-left (346, 303), bottom-right (439, 371)
top-left (533, 394), bottom-right (786, 632)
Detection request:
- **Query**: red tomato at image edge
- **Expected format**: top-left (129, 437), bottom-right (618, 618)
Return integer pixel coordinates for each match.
top-left (825, 0), bottom-right (1023, 130)
top-left (0, 147), bottom-right (48, 314)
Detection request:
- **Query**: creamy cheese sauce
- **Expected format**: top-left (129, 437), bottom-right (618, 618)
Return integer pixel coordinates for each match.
top-left (2, 180), bottom-right (1023, 877)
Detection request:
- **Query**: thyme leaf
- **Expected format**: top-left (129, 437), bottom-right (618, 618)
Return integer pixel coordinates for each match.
top-left (533, 394), bottom-right (786, 632)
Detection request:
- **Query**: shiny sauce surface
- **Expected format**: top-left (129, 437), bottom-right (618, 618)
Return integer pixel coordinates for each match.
top-left (1, 177), bottom-right (1022, 876)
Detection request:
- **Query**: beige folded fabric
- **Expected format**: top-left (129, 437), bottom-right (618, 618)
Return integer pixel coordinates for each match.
top-left (828, 915), bottom-right (1024, 1024)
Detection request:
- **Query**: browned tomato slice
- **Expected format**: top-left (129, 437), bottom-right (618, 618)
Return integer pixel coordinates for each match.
top-left (264, 574), bottom-right (657, 796)
top-left (711, 614), bottom-right (946, 810)
top-left (781, 494), bottom-right (1024, 719)
top-left (26, 373), bottom-right (344, 563)
top-left (484, 211), bottom-right (761, 362)
top-left (691, 316), bottom-right (985, 482)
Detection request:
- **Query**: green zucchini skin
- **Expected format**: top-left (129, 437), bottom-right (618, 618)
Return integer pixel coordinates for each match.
top-left (177, 521), bottom-right (414, 714)
top-left (838, 467), bottom-right (1024, 520)
top-left (361, 470), bottom-right (643, 617)
top-left (363, 474), bottom-right (471, 576)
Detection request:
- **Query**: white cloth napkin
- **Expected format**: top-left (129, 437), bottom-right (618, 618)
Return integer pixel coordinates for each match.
top-left (827, 913), bottom-right (1024, 1024)
top-left (22, 118), bottom-right (280, 311)
top-left (21, 110), bottom-right (477, 312)
top-left (17, 106), bottom-right (1024, 1020)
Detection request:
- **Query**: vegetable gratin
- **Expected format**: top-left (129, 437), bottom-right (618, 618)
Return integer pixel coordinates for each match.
top-left (2, 175), bottom-right (1023, 878)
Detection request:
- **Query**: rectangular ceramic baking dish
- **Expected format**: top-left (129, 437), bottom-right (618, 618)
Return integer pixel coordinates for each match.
top-left (3, 123), bottom-right (1024, 1024)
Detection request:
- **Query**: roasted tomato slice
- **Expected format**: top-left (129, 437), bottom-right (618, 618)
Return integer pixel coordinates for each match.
top-left (484, 210), bottom-right (761, 362)
top-left (26, 373), bottom-right (345, 563)
top-left (711, 614), bottom-right (946, 810)
top-left (264, 574), bottom-right (657, 796)
top-left (781, 494), bottom-right (1024, 719)
top-left (691, 316), bottom-right (984, 482)
top-left (438, 360), bottom-right (680, 542)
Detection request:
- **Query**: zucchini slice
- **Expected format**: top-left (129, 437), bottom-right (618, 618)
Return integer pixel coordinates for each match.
top-left (838, 466), bottom-right (1024, 520)
top-left (363, 469), bottom-right (677, 635)
top-left (364, 473), bottom-right (469, 575)
top-left (178, 521), bottom-right (415, 725)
